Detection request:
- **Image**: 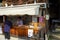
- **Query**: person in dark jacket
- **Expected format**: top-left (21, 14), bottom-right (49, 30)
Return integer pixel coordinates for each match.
top-left (4, 18), bottom-right (12, 40)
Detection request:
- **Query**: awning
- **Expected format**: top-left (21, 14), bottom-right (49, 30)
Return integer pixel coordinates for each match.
top-left (0, 4), bottom-right (41, 15)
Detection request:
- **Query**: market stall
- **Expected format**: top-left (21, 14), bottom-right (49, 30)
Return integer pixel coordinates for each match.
top-left (0, 3), bottom-right (47, 40)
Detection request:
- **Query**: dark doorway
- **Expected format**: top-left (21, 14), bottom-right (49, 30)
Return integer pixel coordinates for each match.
top-left (48, 0), bottom-right (60, 32)
top-left (49, 0), bottom-right (59, 19)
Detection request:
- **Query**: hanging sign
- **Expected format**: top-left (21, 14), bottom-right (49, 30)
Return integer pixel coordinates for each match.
top-left (39, 16), bottom-right (44, 22)
top-left (28, 29), bottom-right (33, 37)
top-left (46, 14), bottom-right (49, 20)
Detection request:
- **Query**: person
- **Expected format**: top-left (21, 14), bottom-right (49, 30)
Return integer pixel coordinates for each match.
top-left (16, 17), bottom-right (23, 26)
top-left (4, 17), bottom-right (12, 40)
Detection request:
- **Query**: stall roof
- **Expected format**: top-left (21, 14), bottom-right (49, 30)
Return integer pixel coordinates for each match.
top-left (0, 3), bottom-right (46, 15)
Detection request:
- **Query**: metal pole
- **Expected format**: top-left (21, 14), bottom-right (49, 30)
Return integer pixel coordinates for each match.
top-left (3, 16), bottom-right (5, 22)
top-left (34, 0), bottom-right (36, 4)
top-left (45, 0), bottom-right (49, 39)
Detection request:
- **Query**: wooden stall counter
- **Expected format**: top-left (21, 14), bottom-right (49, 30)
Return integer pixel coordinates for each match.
top-left (2, 23), bottom-right (46, 37)
top-left (10, 25), bottom-right (28, 37)
top-left (10, 25), bottom-right (46, 37)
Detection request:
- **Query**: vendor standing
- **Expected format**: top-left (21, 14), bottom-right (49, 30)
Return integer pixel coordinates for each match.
top-left (4, 17), bottom-right (12, 40)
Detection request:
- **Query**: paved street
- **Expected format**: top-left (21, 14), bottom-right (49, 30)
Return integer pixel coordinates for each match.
top-left (49, 28), bottom-right (60, 40)
top-left (0, 35), bottom-right (17, 40)
top-left (0, 34), bottom-right (26, 40)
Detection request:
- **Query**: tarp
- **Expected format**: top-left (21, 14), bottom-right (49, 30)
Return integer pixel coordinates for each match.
top-left (0, 4), bottom-right (40, 15)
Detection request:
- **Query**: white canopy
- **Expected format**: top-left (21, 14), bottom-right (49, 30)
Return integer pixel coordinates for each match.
top-left (0, 3), bottom-right (46, 15)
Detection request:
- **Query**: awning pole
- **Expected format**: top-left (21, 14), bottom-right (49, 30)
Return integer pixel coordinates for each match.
top-left (34, 0), bottom-right (36, 4)
top-left (3, 16), bottom-right (5, 22)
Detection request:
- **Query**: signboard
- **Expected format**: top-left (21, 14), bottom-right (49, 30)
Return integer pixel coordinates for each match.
top-left (39, 16), bottom-right (44, 22)
top-left (46, 14), bottom-right (49, 20)
top-left (28, 29), bottom-right (33, 37)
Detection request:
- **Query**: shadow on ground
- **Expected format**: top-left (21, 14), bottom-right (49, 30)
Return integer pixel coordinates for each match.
top-left (49, 28), bottom-right (60, 40)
